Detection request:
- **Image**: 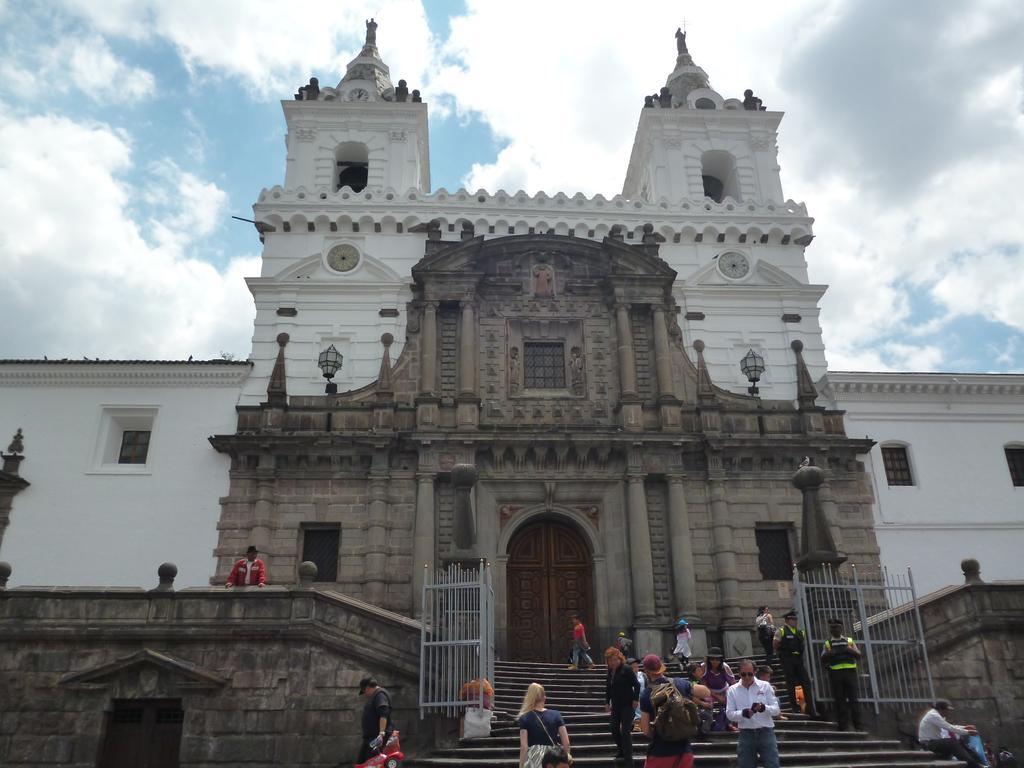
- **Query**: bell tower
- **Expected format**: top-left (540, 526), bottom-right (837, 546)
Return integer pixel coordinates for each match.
top-left (622, 29), bottom-right (784, 204)
top-left (281, 19), bottom-right (430, 193)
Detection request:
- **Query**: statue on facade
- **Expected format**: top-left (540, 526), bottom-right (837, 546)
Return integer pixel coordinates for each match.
top-left (743, 89), bottom-right (765, 111)
top-left (532, 264), bottom-right (554, 297)
top-left (570, 347), bottom-right (585, 395)
top-left (295, 77), bottom-right (319, 101)
top-left (675, 27), bottom-right (688, 55)
top-left (366, 18), bottom-right (377, 46)
top-left (508, 347), bottom-right (521, 393)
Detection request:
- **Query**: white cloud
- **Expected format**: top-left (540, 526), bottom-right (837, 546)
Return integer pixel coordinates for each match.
top-left (0, 112), bottom-right (258, 359)
top-left (60, 0), bottom-right (437, 99)
top-left (0, 33), bottom-right (154, 103)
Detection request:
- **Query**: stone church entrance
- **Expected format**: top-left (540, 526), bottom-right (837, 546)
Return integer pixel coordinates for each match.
top-left (506, 519), bottom-right (594, 662)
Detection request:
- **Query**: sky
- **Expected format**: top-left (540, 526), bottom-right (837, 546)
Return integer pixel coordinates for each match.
top-left (0, 0), bottom-right (1022, 373)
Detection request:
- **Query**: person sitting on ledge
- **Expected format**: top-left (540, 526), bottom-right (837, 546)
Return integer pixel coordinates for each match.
top-left (918, 699), bottom-right (984, 768)
top-left (226, 545), bottom-right (266, 588)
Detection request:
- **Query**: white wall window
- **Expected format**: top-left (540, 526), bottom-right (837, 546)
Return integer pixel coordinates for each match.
top-left (90, 407), bottom-right (159, 473)
top-left (1005, 445), bottom-right (1024, 487)
top-left (880, 443), bottom-right (915, 486)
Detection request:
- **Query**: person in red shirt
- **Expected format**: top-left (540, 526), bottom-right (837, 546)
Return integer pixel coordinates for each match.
top-left (226, 546), bottom-right (266, 587)
top-left (567, 615), bottom-right (593, 669)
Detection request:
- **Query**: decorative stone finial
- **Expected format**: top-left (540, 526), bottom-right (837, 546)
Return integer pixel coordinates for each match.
top-left (6, 428), bottom-right (23, 455)
top-left (381, 333), bottom-right (394, 348)
top-left (298, 560), bottom-right (318, 586)
top-left (0, 561), bottom-right (10, 590)
top-left (961, 558), bottom-right (983, 584)
top-left (793, 459), bottom-right (846, 573)
top-left (153, 562), bottom-right (177, 592)
top-left (266, 333), bottom-right (290, 407)
top-left (376, 333), bottom-right (395, 394)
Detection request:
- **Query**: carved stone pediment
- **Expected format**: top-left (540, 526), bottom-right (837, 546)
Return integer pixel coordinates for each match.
top-left (59, 648), bottom-right (227, 695)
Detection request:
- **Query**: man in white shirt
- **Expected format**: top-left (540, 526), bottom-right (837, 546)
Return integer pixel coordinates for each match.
top-left (726, 659), bottom-right (782, 768)
top-left (918, 699), bottom-right (983, 768)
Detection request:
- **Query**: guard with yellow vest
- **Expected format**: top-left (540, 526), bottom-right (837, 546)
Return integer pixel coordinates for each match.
top-left (773, 611), bottom-right (819, 718)
top-left (820, 619), bottom-right (863, 731)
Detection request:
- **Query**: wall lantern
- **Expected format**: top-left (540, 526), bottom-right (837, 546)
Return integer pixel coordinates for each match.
top-left (317, 345), bottom-right (343, 394)
top-left (739, 348), bottom-right (765, 396)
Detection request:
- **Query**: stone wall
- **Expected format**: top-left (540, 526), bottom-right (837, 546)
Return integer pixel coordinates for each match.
top-left (0, 586), bottom-right (424, 767)
top-left (917, 580), bottom-right (1024, 751)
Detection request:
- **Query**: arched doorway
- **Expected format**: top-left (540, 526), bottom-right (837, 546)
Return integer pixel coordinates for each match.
top-left (507, 518), bottom-right (595, 662)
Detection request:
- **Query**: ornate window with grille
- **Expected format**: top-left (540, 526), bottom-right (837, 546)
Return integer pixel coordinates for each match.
top-left (302, 526), bottom-right (340, 582)
top-left (755, 527), bottom-right (793, 580)
top-left (523, 342), bottom-right (566, 389)
top-left (118, 430), bottom-right (151, 464)
top-left (1005, 446), bottom-right (1024, 487)
top-left (881, 445), bottom-right (914, 486)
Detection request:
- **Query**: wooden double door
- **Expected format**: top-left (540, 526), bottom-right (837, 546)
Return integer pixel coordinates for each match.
top-left (507, 520), bottom-right (595, 661)
top-left (98, 699), bottom-right (183, 768)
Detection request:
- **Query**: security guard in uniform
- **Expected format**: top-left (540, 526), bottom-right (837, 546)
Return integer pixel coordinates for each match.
top-left (821, 619), bottom-right (862, 731)
top-left (773, 611), bottom-right (818, 717)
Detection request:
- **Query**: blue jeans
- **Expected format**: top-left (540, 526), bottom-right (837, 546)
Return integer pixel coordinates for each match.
top-left (571, 640), bottom-right (593, 667)
top-left (737, 727), bottom-right (779, 768)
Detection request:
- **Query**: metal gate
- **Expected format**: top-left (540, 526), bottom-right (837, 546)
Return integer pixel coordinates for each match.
top-left (794, 564), bottom-right (935, 713)
top-left (419, 561), bottom-right (495, 717)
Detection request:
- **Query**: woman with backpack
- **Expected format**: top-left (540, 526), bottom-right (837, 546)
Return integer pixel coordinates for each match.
top-left (605, 647), bottom-right (641, 763)
top-left (518, 683), bottom-right (572, 768)
top-left (755, 607), bottom-right (776, 665)
top-left (638, 653), bottom-right (710, 768)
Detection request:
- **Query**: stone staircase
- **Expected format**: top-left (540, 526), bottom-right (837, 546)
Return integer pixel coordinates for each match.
top-left (407, 657), bottom-right (966, 767)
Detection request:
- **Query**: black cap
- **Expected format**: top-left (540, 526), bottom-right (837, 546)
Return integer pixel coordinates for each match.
top-left (783, 611), bottom-right (798, 619)
top-left (358, 676), bottom-right (377, 693)
top-left (935, 698), bottom-right (953, 711)
top-left (626, 657), bottom-right (639, 665)
top-left (246, 545), bottom-right (258, 554)
top-left (707, 647), bottom-right (724, 658)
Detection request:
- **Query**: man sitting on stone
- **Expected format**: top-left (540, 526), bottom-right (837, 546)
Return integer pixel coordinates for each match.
top-left (225, 545), bottom-right (266, 588)
top-left (918, 699), bottom-right (984, 768)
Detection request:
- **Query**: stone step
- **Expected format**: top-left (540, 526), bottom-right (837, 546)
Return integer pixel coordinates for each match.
top-left (475, 727), bottom-right (868, 742)
top-left (438, 738), bottom-right (906, 757)
top-left (406, 753), bottom-right (964, 767)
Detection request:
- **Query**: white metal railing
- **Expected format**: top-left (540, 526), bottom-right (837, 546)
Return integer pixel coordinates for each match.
top-left (794, 564), bottom-right (935, 714)
top-left (419, 561), bottom-right (494, 718)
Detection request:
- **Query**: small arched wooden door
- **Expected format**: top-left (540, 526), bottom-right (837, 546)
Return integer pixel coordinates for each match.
top-left (507, 519), bottom-right (595, 662)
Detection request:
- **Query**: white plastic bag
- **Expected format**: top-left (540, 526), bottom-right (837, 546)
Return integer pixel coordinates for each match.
top-left (463, 707), bottom-right (493, 738)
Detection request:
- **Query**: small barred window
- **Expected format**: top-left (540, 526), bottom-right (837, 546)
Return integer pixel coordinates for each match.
top-left (881, 445), bottom-right (914, 486)
top-left (523, 342), bottom-right (566, 389)
top-left (755, 528), bottom-right (793, 580)
top-left (118, 430), bottom-right (151, 465)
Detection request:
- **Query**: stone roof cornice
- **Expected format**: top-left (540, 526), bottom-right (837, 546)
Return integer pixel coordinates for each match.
top-left (253, 186), bottom-right (813, 245)
top-left (0, 361), bottom-right (252, 388)
top-left (821, 371), bottom-right (1024, 400)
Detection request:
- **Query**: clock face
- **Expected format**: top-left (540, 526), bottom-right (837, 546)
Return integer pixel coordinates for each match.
top-left (347, 87), bottom-right (370, 102)
top-left (326, 244), bottom-right (360, 273)
top-left (718, 252), bottom-right (750, 279)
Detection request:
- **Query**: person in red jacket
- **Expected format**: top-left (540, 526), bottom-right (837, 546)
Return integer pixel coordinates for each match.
top-left (226, 546), bottom-right (266, 587)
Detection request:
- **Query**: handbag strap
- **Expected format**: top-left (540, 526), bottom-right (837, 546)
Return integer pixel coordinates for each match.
top-left (533, 710), bottom-right (557, 747)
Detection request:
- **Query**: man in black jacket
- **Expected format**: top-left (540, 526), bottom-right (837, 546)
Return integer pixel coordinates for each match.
top-left (357, 676), bottom-right (393, 763)
top-left (605, 648), bottom-right (641, 763)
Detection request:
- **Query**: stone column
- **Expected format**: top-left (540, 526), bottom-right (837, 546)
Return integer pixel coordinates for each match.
top-left (626, 474), bottom-right (657, 619)
top-left (708, 478), bottom-right (739, 620)
top-left (614, 303), bottom-right (638, 397)
top-left (651, 306), bottom-right (675, 400)
top-left (252, 477), bottom-right (275, 551)
top-left (458, 302), bottom-right (476, 396)
top-left (365, 476), bottom-right (390, 605)
top-left (419, 301), bottom-right (438, 395)
top-left (666, 474), bottom-right (698, 617)
top-left (411, 473), bottom-right (435, 617)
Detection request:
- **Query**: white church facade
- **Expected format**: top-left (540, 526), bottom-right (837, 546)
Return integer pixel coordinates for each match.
top-left (0, 22), bottom-right (1020, 653)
